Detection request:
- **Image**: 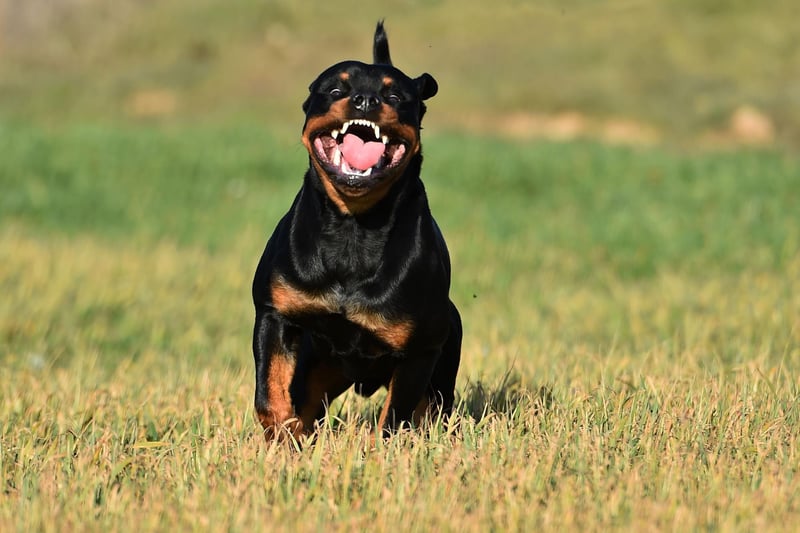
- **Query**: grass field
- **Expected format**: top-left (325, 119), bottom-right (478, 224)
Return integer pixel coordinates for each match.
top-left (1, 122), bottom-right (799, 530)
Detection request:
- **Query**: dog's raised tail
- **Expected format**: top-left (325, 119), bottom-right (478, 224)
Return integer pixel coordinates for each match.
top-left (373, 20), bottom-right (392, 65)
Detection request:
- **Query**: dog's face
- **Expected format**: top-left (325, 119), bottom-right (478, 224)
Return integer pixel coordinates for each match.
top-left (301, 42), bottom-right (437, 213)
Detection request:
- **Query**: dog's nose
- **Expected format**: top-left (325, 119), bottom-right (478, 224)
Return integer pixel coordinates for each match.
top-left (351, 92), bottom-right (381, 113)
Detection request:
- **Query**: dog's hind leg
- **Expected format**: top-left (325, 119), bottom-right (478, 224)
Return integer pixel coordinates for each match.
top-left (424, 301), bottom-right (462, 418)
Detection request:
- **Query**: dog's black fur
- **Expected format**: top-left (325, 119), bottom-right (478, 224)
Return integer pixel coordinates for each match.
top-left (252, 22), bottom-right (461, 440)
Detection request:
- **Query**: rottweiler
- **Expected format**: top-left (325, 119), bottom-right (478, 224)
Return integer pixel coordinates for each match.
top-left (252, 21), bottom-right (461, 441)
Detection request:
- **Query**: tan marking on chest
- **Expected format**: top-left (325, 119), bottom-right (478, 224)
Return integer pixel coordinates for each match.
top-left (346, 307), bottom-right (414, 351)
top-left (271, 275), bottom-right (337, 315)
top-left (271, 276), bottom-right (413, 351)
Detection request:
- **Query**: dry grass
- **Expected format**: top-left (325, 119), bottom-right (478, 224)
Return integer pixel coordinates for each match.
top-left (2, 228), bottom-right (799, 531)
top-left (2, 124), bottom-right (799, 530)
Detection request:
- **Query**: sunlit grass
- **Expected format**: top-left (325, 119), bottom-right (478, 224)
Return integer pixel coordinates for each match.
top-left (1, 124), bottom-right (799, 530)
top-left (3, 333), bottom-right (798, 530)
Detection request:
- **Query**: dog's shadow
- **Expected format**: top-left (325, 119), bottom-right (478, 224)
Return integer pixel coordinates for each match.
top-left (456, 370), bottom-right (554, 422)
top-left (319, 370), bottom-right (552, 436)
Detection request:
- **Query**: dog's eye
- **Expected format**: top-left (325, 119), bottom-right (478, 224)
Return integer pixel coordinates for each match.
top-left (329, 88), bottom-right (344, 98)
top-left (387, 93), bottom-right (401, 104)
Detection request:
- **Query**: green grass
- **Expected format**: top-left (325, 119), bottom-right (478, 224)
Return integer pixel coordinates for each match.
top-left (1, 123), bottom-right (799, 530)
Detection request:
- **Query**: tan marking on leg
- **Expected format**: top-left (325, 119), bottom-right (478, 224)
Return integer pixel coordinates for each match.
top-left (258, 353), bottom-right (302, 441)
top-left (377, 376), bottom-right (396, 431)
top-left (412, 394), bottom-right (431, 427)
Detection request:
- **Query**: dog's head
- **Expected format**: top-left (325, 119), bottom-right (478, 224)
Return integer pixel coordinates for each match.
top-left (301, 22), bottom-right (438, 214)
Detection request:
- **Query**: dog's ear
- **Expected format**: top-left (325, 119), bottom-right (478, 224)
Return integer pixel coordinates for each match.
top-left (415, 73), bottom-right (438, 101)
top-left (302, 82), bottom-right (314, 113)
top-left (373, 20), bottom-right (392, 65)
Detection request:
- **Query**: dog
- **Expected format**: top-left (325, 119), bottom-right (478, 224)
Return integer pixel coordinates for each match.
top-left (252, 21), bottom-right (461, 441)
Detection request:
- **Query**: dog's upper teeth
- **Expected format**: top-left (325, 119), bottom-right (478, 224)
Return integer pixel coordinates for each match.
top-left (381, 135), bottom-right (388, 145)
top-left (339, 119), bottom-right (380, 139)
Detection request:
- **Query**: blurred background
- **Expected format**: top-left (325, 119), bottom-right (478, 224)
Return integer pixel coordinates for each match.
top-left (1, 0), bottom-right (798, 146)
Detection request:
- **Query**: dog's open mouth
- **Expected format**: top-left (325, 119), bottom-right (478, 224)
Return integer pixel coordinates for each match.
top-left (312, 119), bottom-right (409, 189)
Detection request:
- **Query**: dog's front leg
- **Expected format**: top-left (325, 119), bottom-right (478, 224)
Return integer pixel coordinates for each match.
top-left (253, 308), bottom-right (303, 441)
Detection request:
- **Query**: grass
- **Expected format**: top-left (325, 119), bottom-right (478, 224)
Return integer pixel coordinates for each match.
top-left (1, 122), bottom-right (799, 530)
top-left (3, 361), bottom-right (798, 531)
top-left (3, 3), bottom-right (798, 528)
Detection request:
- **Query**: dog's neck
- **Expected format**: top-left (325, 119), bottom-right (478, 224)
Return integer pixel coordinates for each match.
top-left (304, 152), bottom-right (426, 223)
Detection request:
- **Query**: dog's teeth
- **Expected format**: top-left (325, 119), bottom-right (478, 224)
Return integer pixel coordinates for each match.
top-left (381, 135), bottom-right (388, 144)
top-left (364, 167), bottom-right (372, 177)
top-left (333, 147), bottom-right (341, 166)
top-left (339, 119), bottom-right (381, 139)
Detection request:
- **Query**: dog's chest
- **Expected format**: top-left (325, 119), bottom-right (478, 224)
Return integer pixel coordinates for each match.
top-left (270, 275), bottom-right (412, 353)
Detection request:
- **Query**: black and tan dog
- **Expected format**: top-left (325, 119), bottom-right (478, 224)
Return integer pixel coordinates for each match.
top-left (252, 22), bottom-right (461, 441)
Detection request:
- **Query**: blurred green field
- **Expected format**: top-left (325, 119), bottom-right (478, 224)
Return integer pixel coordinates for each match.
top-left (2, 124), bottom-right (799, 368)
top-left (2, 1), bottom-right (800, 530)
top-left (1, 123), bottom-right (799, 530)
top-left (2, 0), bottom-right (799, 145)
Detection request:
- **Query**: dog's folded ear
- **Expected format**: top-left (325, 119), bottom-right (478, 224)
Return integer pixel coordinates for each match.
top-left (373, 20), bottom-right (392, 65)
top-left (415, 73), bottom-right (438, 101)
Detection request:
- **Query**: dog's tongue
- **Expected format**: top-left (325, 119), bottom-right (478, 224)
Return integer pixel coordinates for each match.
top-left (340, 133), bottom-right (385, 171)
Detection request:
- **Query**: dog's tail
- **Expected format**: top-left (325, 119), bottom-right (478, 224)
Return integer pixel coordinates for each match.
top-left (373, 20), bottom-right (392, 65)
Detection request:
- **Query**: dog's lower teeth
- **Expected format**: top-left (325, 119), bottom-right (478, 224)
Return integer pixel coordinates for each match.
top-left (333, 147), bottom-right (341, 166)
